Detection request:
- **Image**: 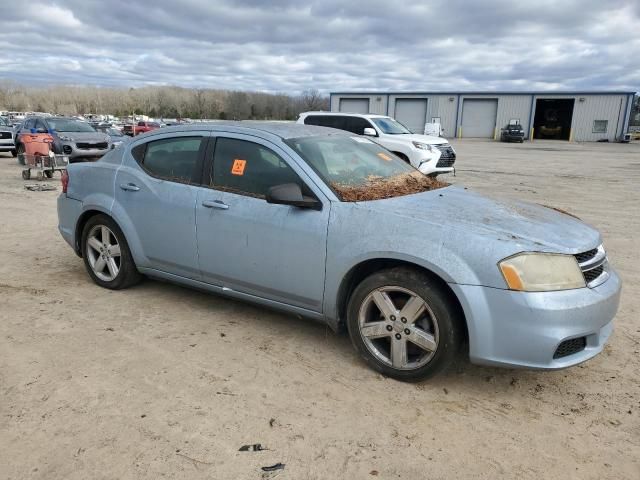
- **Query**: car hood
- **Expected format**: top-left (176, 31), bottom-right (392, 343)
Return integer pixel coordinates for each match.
top-left (386, 133), bottom-right (448, 145)
top-left (357, 185), bottom-right (600, 254)
top-left (0, 126), bottom-right (13, 133)
top-left (56, 131), bottom-right (110, 142)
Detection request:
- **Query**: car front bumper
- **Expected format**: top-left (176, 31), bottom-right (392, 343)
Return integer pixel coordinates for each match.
top-left (449, 269), bottom-right (621, 369)
top-left (59, 141), bottom-right (110, 161)
top-left (502, 134), bottom-right (525, 142)
top-left (0, 138), bottom-right (15, 150)
top-left (415, 152), bottom-right (455, 175)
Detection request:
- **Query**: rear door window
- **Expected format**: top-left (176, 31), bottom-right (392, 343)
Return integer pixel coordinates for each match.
top-left (135, 136), bottom-right (204, 183)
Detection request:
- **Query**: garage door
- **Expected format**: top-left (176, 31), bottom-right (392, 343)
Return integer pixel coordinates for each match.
top-left (394, 98), bottom-right (428, 133)
top-left (339, 98), bottom-right (370, 114)
top-left (461, 99), bottom-right (498, 138)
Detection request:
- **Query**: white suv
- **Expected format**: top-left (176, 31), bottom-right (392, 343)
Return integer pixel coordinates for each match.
top-left (297, 112), bottom-right (455, 176)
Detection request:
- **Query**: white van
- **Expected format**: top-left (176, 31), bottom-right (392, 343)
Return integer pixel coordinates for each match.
top-left (297, 112), bottom-right (455, 176)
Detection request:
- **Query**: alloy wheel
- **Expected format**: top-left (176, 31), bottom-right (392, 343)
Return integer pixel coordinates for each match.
top-left (86, 225), bottom-right (121, 282)
top-left (358, 286), bottom-right (439, 370)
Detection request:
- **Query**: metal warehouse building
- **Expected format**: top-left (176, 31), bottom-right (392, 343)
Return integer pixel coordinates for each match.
top-left (330, 91), bottom-right (636, 142)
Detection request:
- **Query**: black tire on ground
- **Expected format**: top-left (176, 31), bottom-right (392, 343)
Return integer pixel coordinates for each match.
top-left (10, 149), bottom-right (17, 157)
top-left (22, 169), bottom-right (30, 180)
top-left (16, 144), bottom-right (25, 165)
top-left (346, 266), bottom-right (463, 381)
top-left (44, 170), bottom-right (53, 178)
top-left (81, 214), bottom-right (142, 290)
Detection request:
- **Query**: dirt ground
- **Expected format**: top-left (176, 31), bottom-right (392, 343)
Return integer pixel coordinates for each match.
top-left (1, 139), bottom-right (639, 479)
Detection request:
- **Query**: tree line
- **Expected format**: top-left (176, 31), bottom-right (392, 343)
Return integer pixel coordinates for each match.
top-left (0, 82), bottom-right (329, 120)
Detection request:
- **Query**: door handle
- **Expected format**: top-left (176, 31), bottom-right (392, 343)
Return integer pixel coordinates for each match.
top-left (120, 183), bottom-right (140, 192)
top-left (202, 199), bottom-right (229, 210)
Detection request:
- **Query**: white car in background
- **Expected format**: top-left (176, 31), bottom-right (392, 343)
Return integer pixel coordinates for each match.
top-left (297, 112), bottom-right (455, 176)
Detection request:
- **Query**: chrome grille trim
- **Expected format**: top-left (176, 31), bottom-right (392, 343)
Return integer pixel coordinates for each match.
top-left (575, 244), bottom-right (609, 288)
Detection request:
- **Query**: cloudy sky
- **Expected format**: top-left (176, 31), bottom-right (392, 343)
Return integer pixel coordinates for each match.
top-left (0, 0), bottom-right (638, 93)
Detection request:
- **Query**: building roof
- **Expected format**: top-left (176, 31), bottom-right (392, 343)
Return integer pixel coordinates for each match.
top-left (331, 91), bottom-right (637, 96)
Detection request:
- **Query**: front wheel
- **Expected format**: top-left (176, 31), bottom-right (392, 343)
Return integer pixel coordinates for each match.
top-left (81, 215), bottom-right (142, 290)
top-left (347, 267), bottom-right (463, 381)
top-left (10, 149), bottom-right (17, 157)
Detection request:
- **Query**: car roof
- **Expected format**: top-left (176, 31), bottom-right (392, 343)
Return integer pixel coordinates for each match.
top-left (146, 121), bottom-right (350, 140)
top-left (40, 116), bottom-right (84, 122)
top-left (299, 111), bottom-right (389, 119)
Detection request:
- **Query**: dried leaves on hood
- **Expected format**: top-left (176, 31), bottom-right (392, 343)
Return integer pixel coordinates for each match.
top-left (332, 172), bottom-right (448, 202)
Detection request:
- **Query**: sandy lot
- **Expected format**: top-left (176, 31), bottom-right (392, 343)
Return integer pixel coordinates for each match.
top-left (1, 139), bottom-right (639, 479)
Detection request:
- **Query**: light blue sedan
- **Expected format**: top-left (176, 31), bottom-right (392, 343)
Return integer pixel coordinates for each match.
top-left (57, 123), bottom-right (621, 380)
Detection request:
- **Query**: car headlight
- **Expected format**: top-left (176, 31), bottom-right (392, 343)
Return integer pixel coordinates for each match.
top-left (412, 141), bottom-right (435, 152)
top-left (499, 253), bottom-right (585, 292)
top-left (58, 135), bottom-right (74, 142)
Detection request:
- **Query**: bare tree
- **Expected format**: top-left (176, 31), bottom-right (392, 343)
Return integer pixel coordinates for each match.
top-left (0, 82), bottom-right (327, 121)
top-left (300, 88), bottom-right (327, 111)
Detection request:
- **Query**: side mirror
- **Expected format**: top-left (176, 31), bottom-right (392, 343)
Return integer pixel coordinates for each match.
top-left (266, 183), bottom-right (321, 210)
top-left (363, 127), bottom-right (377, 137)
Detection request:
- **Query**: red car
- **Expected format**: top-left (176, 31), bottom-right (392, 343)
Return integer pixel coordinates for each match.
top-left (123, 121), bottom-right (161, 136)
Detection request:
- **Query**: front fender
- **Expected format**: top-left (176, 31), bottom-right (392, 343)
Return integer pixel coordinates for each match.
top-left (323, 203), bottom-right (484, 323)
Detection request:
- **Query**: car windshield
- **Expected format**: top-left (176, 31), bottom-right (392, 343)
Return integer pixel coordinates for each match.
top-left (47, 119), bottom-right (96, 133)
top-left (370, 117), bottom-right (412, 134)
top-left (286, 135), bottom-right (447, 201)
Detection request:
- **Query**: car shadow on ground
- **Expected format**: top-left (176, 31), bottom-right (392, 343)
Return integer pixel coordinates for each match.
top-left (102, 274), bottom-right (565, 394)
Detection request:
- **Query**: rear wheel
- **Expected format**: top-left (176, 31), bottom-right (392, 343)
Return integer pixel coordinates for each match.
top-left (44, 170), bottom-right (53, 179)
top-left (347, 267), bottom-right (462, 381)
top-left (81, 215), bottom-right (142, 290)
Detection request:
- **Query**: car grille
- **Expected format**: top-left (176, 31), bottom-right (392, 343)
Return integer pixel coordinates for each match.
top-left (574, 245), bottom-right (608, 287)
top-left (0, 132), bottom-right (11, 139)
top-left (435, 144), bottom-right (456, 168)
top-left (553, 337), bottom-right (587, 359)
top-left (76, 142), bottom-right (108, 150)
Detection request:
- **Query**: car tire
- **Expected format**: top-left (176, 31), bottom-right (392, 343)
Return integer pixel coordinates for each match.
top-left (347, 267), bottom-right (462, 381)
top-left (16, 144), bottom-right (25, 165)
top-left (81, 214), bottom-right (142, 290)
top-left (10, 149), bottom-right (17, 157)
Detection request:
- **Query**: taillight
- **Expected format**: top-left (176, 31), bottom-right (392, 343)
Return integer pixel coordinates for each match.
top-left (61, 170), bottom-right (69, 193)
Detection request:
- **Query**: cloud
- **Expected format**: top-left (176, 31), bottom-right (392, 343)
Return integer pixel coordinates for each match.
top-left (0, 0), bottom-right (637, 93)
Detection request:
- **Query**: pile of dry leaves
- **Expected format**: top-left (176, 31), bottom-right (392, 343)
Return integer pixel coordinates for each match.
top-left (332, 172), bottom-right (448, 201)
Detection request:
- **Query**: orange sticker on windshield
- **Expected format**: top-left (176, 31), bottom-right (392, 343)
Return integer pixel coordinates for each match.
top-left (231, 159), bottom-right (246, 175)
top-left (377, 152), bottom-right (392, 161)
